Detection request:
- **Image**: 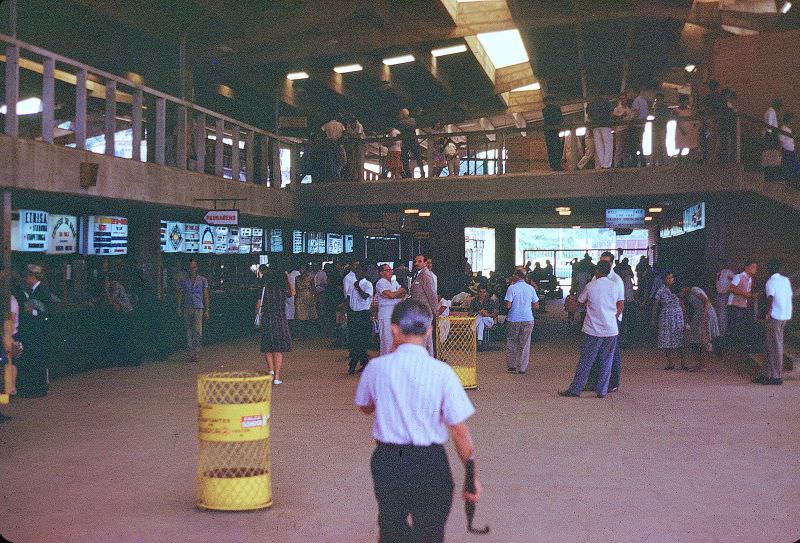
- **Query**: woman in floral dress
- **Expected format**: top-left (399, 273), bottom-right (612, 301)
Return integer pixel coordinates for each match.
top-left (652, 271), bottom-right (687, 370)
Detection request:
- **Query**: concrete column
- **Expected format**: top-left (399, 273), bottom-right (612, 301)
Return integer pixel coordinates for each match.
top-left (214, 119), bottom-right (224, 177)
top-left (4, 45), bottom-right (19, 137)
top-left (104, 80), bottom-right (117, 156)
top-left (131, 89), bottom-right (143, 161)
top-left (155, 97), bottom-right (166, 165)
top-left (75, 69), bottom-right (88, 150)
top-left (494, 224), bottom-right (516, 274)
top-left (230, 125), bottom-right (240, 181)
top-left (427, 217), bottom-right (466, 298)
top-left (41, 57), bottom-right (55, 143)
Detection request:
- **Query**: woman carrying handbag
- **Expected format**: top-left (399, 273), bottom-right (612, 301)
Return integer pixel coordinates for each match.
top-left (255, 267), bottom-right (294, 385)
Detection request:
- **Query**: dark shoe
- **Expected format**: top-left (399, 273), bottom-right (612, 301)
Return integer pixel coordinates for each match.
top-left (765, 378), bottom-right (783, 385)
top-left (558, 390), bottom-right (580, 398)
top-left (596, 394), bottom-right (607, 398)
top-left (518, 370), bottom-right (526, 375)
top-left (680, 365), bottom-right (689, 371)
top-left (507, 367), bottom-right (517, 373)
top-left (751, 376), bottom-right (766, 384)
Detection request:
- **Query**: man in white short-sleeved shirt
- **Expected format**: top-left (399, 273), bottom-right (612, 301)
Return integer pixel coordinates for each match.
top-left (504, 269), bottom-right (540, 374)
top-left (586, 251), bottom-right (625, 392)
top-left (727, 260), bottom-right (758, 352)
top-left (355, 300), bottom-right (481, 543)
top-left (561, 261), bottom-right (624, 398)
top-left (756, 260), bottom-right (793, 385)
top-left (347, 267), bottom-right (373, 374)
top-left (376, 264), bottom-right (406, 355)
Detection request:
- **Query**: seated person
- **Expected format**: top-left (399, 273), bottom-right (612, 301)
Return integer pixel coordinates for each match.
top-left (469, 286), bottom-right (499, 349)
top-left (451, 288), bottom-right (474, 311)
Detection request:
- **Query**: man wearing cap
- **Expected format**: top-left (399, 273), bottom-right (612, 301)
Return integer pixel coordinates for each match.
top-left (355, 300), bottom-right (481, 542)
top-left (17, 264), bottom-right (52, 397)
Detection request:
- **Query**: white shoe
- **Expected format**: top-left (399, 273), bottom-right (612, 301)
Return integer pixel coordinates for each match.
top-left (273, 379), bottom-right (283, 385)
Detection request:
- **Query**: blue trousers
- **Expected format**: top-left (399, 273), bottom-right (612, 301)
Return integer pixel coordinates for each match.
top-left (588, 338), bottom-right (621, 389)
top-left (568, 334), bottom-right (618, 396)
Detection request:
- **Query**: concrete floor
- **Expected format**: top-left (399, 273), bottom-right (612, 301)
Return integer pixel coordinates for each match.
top-left (1, 312), bottom-right (799, 543)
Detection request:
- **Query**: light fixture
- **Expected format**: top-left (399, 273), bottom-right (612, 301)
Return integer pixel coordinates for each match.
top-left (431, 44), bottom-right (468, 57)
top-left (558, 210), bottom-right (572, 216)
top-left (0, 97), bottom-right (43, 116)
top-left (575, 127), bottom-right (587, 137)
top-left (648, 207), bottom-right (663, 213)
top-left (286, 71), bottom-right (309, 80)
top-left (333, 64), bottom-right (363, 74)
top-left (511, 82), bottom-right (540, 92)
top-left (684, 64), bottom-right (696, 73)
top-left (216, 84), bottom-right (234, 99)
top-left (572, 225), bottom-right (581, 229)
top-left (781, 1), bottom-right (792, 14)
top-left (418, 211), bottom-right (431, 217)
top-left (125, 72), bottom-right (144, 85)
top-left (404, 208), bottom-right (419, 214)
top-left (645, 216), bottom-right (653, 221)
top-left (383, 54), bottom-right (415, 66)
top-left (555, 206), bottom-right (570, 212)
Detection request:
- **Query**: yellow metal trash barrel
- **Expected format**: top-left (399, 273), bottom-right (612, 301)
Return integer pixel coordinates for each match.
top-left (197, 371), bottom-right (273, 511)
top-left (435, 315), bottom-right (478, 389)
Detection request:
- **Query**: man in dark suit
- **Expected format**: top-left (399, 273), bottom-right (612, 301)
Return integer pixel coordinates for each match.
top-left (17, 264), bottom-right (51, 397)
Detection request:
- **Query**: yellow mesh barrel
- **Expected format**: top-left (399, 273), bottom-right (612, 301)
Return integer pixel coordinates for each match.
top-left (197, 371), bottom-right (273, 511)
top-left (435, 315), bottom-right (478, 389)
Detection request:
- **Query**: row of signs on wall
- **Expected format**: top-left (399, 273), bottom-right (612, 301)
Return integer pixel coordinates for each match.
top-left (12, 211), bottom-right (128, 255)
top-left (659, 202), bottom-right (706, 239)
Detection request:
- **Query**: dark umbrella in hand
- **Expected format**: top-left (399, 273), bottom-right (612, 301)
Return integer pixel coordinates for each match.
top-left (465, 459), bottom-right (489, 534)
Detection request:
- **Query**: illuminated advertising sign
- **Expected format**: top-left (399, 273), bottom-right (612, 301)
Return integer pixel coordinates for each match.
top-left (46, 214), bottom-right (78, 254)
top-left (81, 215), bottom-right (128, 255)
top-left (251, 228), bottom-right (264, 253)
top-left (605, 208), bottom-right (646, 229)
top-left (183, 223), bottom-right (201, 253)
top-left (200, 225), bottom-right (215, 253)
top-left (11, 209), bottom-right (48, 252)
top-left (327, 233), bottom-right (343, 255)
top-left (270, 228), bottom-right (283, 253)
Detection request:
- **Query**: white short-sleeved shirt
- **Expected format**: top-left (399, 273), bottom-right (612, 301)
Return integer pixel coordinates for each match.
top-left (348, 278), bottom-right (373, 312)
top-left (354, 343), bottom-right (475, 446)
top-left (728, 272), bottom-right (752, 308)
top-left (376, 277), bottom-right (403, 320)
top-left (579, 276), bottom-right (622, 337)
top-left (343, 271), bottom-right (356, 299)
top-left (504, 280), bottom-right (539, 323)
top-left (592, 268), bottom-right (625, 321)
top-left (765, 273), bottom-right (793, 321)
top-left (287, 270), bottom-right (300, 292)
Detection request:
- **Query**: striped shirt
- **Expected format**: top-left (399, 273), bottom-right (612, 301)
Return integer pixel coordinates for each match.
top-left (354, 343), bottom-right (475, 446)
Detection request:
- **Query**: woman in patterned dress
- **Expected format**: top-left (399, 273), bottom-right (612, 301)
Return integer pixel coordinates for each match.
top-left (652, 271), bottom-right (687, 370)
top-left (256, 268), bottom-right (294, 385)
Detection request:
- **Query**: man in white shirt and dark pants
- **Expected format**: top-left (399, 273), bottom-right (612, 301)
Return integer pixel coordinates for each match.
top-left (755, 259), bottom-right (793, 385)
top-left (560, 261), bottom-right (624, 398)
top-left (376, 264), bottom-right (406, 355)
top-left (504, 268), bottom-right (540, 374)
top-left (586, 251), bottom-right (625, 391)
top-left (355, 300), bottom-right (481, 543)
top-left (346, 267), bottom-right (373, 374)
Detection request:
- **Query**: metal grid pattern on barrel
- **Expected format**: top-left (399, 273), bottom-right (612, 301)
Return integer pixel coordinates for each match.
top-left (197, 371), bottom-right (273, 511)
top-left (435, 316), bottom-right (478, 389)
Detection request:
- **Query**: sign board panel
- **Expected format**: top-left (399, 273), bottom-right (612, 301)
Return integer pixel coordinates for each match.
top-left (326, 233), bottom-right (343, 255)
top-left (683, 202), bottom-right (705, 234)
top-left (251, 227), bottom-right (264, 253)
top-left (203, 209), bottom-right (239, 226)
top-left (292, 230), bottom-right (305, 254)
top-left (183, 223), bottom-right (201, 253)
top-left (81, 216), bottom-right (128, 255)
top-left (344, 234), bottom-right (354, 253)
top-left (163, 222), bottom-right (185, 253)
top-left (269, 228), bottom-right (283, 253)
top-left (11, 210), bottom-right (48, 252)
top-left (605, 208), bottom-right (646, 229)
top-left (214, 226), bottom-right (229, 254)
top-left (239, 227), bottom-right (252, 254)
top-left (227, 227), bottom-right (241, 253)
top-left (46, 214), bottom-right (78, 254)
top-left (200, 225), bottom-right (215, 253)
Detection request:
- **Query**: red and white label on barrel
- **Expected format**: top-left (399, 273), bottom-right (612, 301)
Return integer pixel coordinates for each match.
top-left (241, 415), bottom-right (268, 429)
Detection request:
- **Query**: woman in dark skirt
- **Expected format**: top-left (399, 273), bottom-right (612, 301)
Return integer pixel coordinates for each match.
top-left (256, 267), bottom-right (295, 385)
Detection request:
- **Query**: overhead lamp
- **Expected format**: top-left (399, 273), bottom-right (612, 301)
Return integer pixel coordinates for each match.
top-left (216, 84), bottom-right (235, 99)
top-left (558, 210), bottom-right (572, 216)
top-left (0, 97), bottom-right (43, 115)
top-left (684, 64), bottom-right (696, 73)
top-left (555, 206), bottom-right (570, 212)
top-left (286, 71), bottom-right (309, 80)
top-left (572, 225), bottom-right (581, 229)
top-left (404, 208), bottom-right (419, 214)
top-left (431, 44), bottom-right (468, 57)
top-left (645, 216), bottom-right (653, 221)
top-left (575, 127), bottom-right (587, 137)
top-left (383, 54), bottom-right (415, 66)
top-left (781, 1), bottom-right (792, 14)
top-left (333, 64), bottom-right (363, 74)
top-left (418, 211), bottom-right (431, 217)
top-left (648, 207), bottom-right (663, 213)
top-left (125, 72), bottom-right (144, 85)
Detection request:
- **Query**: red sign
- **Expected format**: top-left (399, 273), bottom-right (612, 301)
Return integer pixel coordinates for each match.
top-left (203, 210), bottom-right (239, 226)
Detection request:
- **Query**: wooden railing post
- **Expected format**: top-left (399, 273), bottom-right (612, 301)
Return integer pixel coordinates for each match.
top-left (155, 97), bottom-right (166, 165)
top-left (259, 137), bottom-right (270, 185)
top-left (194, 113), bottom-right (206, 173)
top-left (75, 68), bottom-right (88, 150)
top-left (230, 125), bottom-right (240, 181)
top-left (132, 89), bottom-right (143, 161)
top-left (4, 45), bottom-right (18, 136)
top-left (175, 105), bottom-right (188, 169)
top-left (104, 80), bottom-right (117, 156)
top-left (41, 57), bottom-right (55, 143)
top-left (246, 131), bottom-right (255, 183)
